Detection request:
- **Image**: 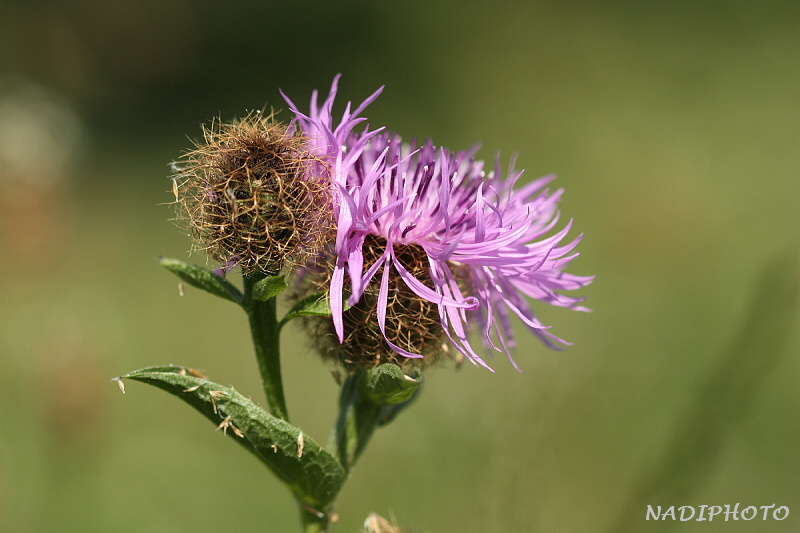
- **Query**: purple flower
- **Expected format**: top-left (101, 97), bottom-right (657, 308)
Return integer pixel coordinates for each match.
top-left (285, 76), bottom-right (592, 371)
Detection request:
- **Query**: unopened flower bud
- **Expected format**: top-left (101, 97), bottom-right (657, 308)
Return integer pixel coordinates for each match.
top-left (173, 112), bottom-right (332, 275)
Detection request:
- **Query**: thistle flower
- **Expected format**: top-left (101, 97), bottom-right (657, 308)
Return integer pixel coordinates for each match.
top-left (286, 77), bottom-right (593, 371)
top-left (173, 112), bottom-right (333, 275)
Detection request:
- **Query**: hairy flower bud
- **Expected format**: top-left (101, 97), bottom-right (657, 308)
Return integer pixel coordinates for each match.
top-left (173, 112), bottom-right (332, 275)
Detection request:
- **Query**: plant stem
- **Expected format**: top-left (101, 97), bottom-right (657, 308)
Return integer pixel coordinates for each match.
top-left (298, 504), bottom-right (331, 533)
top-left (242, 274), bottom-right (289, 421)
top-left (335, 371), bottom-right (381, 472)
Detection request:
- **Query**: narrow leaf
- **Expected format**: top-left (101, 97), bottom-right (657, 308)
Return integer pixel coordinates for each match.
top-left (159, 257), bottom-right (243, 304)
top-left (281, 292), bottom-right (342, 327)
top-left (252, 275), bottom-right (288, 301)
top-left (118, 365), bottom-right (345, 509)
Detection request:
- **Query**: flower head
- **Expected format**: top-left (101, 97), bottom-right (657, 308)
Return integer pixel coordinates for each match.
top-left (173, 112), bottom-right (333, 275)
top-left (286, 77), bottom-right (593, 371)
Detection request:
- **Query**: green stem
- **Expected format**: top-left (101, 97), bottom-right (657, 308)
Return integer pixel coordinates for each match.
top-left (298, 503), bottom-right (331, 533)
top-left (242, 274), bottom-right (289, 421)
top-left (335, 372), bottom-right (381, 472)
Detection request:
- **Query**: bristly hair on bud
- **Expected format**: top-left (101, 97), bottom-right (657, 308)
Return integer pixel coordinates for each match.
top-left (172, 111), bottom-right (333, 275)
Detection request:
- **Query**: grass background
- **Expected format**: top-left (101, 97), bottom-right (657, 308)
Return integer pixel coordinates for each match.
top-left (1, 1), bottom-right (798, 531)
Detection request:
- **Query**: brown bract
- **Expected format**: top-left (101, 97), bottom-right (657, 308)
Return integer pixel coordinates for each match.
top-left (173, 112), bottom-right (333, 275)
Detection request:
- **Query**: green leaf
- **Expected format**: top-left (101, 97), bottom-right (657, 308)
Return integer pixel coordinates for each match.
top-left (251, 275), bottom-right (288, 301)
top-left (118, 365), bottom-right (346, 509)
top-left (280, 292), bottom-right (334, 328)
top-left (159, 257), bottom-right (243, 304)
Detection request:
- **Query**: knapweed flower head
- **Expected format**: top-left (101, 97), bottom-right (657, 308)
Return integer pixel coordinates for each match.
top-left (286, 76), bottom-right (593, 371)
top-left (173, 112), bottom-right (333, 275)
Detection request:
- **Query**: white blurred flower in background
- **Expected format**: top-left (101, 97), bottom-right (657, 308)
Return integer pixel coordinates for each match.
top-left (0, 75), bottom-right (87, 265)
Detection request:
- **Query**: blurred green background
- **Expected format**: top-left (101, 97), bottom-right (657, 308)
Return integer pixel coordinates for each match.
top-left (1, 1), bottom-right (798, 532)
